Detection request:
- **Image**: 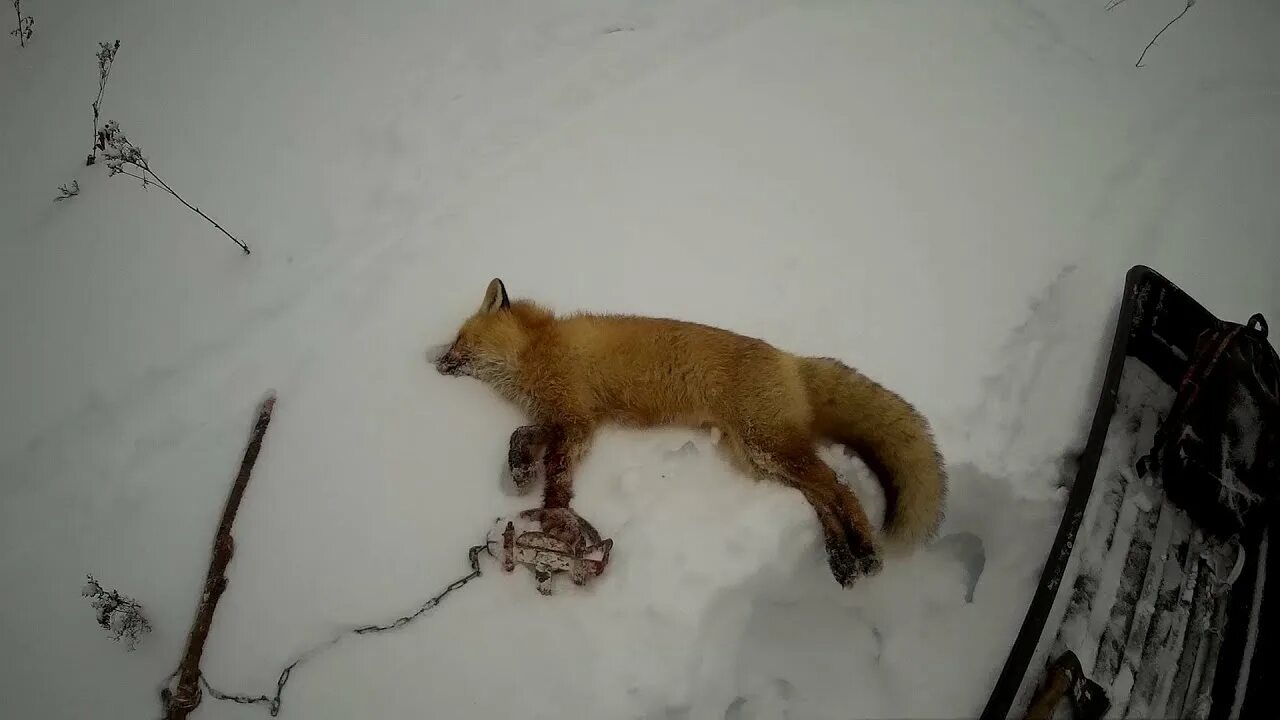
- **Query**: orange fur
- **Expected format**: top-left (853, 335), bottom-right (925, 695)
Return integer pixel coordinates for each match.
top-left (436, 279), bottom-right (946, 586)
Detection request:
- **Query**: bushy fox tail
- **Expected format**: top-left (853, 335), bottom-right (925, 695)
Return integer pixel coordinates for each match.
top-left (800, 357), bottom-right (946, 552)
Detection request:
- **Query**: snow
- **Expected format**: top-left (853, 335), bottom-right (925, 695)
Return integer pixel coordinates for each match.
top-left (3, 1), bottom-right (1280, 719)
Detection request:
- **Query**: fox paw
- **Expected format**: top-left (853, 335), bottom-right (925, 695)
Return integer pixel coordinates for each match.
top-left (519, 507), bottom-right (603, 551)
top-left (824, 535), bottom-right (883, 588)
top-left (508, 458), bottom-right (545, 494)
top-left (508, 426), bottom-right (550, 494)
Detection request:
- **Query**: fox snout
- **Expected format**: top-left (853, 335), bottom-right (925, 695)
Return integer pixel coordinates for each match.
top-left (436, 355), bottom-right (463, 376)
top-left (431, 343), bottom-right (467, 376)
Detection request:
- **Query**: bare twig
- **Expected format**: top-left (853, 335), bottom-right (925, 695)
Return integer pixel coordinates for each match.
top-left (1137, 0), bottom-right (1195, 68)
top-left (54, 180), bottom-right (80, 202)
top-left (161, 394), bottom-right (276, 720)
top-left (101, 121), bottom-right (252, 254)
top-left (87, 41), bottom-right (121, 166)
top-left (10, 0), bottom-right (32, 47)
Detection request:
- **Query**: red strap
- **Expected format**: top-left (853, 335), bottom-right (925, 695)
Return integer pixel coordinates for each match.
top-left (1162, 326), bottom-right (1243, 444)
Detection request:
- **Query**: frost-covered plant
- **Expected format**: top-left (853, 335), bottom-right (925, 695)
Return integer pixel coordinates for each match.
top-left (87, 41), bottom-right (122, 166)
top-left (55, 180), bottom-right (80, 201)
top-left (101, 120), bottom-right (251, 254)
top-left (83, 575), bottom-right (152, 650)
top-left (10, 0), bottom-right (33, 47)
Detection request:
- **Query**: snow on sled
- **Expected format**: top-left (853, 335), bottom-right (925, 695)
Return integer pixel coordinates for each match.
top-left (981, 266), bottom-right (1278, 720)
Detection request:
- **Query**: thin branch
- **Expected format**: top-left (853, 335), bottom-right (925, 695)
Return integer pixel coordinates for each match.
top-left (54, 180), bottom-right (80, 202)
top-left (115, 169), bottom-right (153, 186)
top-left (100, 120), bottom-right (252, 254)
top-left (162, 394), bottom-right (276, 720)
top-left (87, 41), bottom-right (120, 165)
top-left (146, 167), bottom-right (251, 254)
top-left (1137, 0), bottom-right (1195, 68)
top-left (10, 0), bottom-right (32, 47)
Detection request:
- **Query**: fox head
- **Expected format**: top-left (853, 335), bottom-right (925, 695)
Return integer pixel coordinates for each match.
top-left (435, 278), bottom-right (540, 387)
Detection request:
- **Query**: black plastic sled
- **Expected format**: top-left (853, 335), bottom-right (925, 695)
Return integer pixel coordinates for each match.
top-left (981, 266), bottom-right (1278, 720)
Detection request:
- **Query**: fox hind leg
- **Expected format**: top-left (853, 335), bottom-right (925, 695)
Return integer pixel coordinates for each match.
top-left (827, 475), bottom-right (883, 578)
top-left (793, 460), bottom-right (882, 587)
top-left (736, 437), bottom-right (882, 587)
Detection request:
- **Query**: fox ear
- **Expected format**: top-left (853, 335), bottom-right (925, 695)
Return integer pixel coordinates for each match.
top-left (480, 278), bottom-right (510, 314)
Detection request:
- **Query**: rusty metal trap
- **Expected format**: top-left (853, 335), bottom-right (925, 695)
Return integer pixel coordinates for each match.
top-left (488, 512), bottom-right (614, 596)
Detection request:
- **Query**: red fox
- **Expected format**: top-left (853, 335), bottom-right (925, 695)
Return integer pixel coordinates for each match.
top-left (435, 279), bottom-right (946, 586)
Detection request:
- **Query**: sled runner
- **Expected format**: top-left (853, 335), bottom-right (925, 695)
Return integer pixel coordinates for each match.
top-left (982, 266), bottom-right (1278, 720)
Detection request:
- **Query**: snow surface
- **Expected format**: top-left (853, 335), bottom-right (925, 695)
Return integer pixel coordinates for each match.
top-left (3, 1), bottom-right (1280, 718)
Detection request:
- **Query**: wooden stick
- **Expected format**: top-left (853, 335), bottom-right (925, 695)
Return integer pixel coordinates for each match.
top-left (163, 394), bottom-right (276, 719)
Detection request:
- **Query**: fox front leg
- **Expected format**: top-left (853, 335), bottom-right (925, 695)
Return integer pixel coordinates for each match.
top-left (508, 421), bottom-right (593, 508)
top-left (514, 421), bottom-right (598, 548)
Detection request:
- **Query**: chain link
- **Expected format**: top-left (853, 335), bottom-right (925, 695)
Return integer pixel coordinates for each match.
top-left (169, 542), bottom-right (491, 717)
